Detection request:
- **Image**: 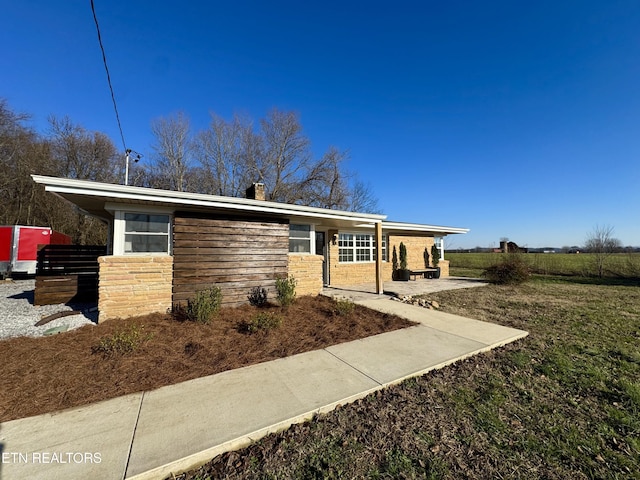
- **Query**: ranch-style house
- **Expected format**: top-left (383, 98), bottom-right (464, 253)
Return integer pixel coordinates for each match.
top-left (32, 175), bottom-right (468, 321)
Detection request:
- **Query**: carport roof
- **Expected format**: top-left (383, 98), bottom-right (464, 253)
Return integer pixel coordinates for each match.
top-left (31, 175), bottom-right (468, 235)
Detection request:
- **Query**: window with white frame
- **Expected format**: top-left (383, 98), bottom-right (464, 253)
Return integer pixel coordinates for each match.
top-left (338, 233), bottom-right (354, 262)
top-left (289, 224), bottom-right (313, 253)
top-left (338, 233), bottom-right (387, 262)
top-left (124, 213), bottom-right (171, 253)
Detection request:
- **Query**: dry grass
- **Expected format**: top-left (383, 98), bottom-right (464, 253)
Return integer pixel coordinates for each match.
top-left (0, 295), bottom-right (413, 422)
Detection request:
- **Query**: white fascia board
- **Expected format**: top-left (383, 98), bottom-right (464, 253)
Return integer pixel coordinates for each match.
top-left (31, 175), bottom-right (387, 224)
top-left (382, 221), bottom-right (469, 235)
top-left (104, 202), bottom-right (174, 215)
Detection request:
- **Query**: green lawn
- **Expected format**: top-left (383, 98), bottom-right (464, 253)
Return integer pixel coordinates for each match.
top-left (447, 252), bottom-right (640, 278)
top-left (176, 276), bottom-right (640, 479)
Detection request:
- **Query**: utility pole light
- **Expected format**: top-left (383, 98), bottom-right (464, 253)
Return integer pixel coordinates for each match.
top-left (124, 149), bottom-right (142, 186)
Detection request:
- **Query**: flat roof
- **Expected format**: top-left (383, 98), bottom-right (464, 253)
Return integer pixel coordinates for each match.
top-left (32, 175), bottom-right (468, 235)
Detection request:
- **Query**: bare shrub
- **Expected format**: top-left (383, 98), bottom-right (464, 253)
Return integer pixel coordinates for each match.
top-left (482, 255), bottom-right (530, 285)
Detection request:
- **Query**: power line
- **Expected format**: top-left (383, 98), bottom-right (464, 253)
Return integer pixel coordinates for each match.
top-left (90, 0), bottom-right (127, 152)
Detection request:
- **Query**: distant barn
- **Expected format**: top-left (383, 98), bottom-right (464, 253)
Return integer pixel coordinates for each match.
top-left (499, 240), bottom-right (528, 254)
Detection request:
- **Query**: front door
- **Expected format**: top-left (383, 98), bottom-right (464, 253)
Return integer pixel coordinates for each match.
top-left (315, 231), bottom-right (328, 285)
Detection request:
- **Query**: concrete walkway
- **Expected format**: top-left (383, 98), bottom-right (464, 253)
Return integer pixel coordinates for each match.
top-left (0, 288), bottom-right (527, 480)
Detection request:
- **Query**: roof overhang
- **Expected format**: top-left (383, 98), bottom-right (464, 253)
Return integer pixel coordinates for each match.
top-left (31, 175), bottom-right (386, 228)
top-left (31, 175), bottom-right (469, 235)
top-left (382, 221), bottom-right (469, 236)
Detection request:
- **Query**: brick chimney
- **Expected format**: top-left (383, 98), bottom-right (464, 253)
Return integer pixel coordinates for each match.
top-left (246, 182), bottom-right (265, 201)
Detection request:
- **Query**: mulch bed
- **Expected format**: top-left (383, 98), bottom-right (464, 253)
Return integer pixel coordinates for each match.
top-left (0, 295), bottom-right (414, 422)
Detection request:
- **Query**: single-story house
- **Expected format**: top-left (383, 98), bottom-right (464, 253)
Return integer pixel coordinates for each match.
top-left (32, 175), bottom-right (468, 321)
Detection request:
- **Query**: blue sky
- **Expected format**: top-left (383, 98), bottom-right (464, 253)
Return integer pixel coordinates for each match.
top-left (2, 0), bottom-right (638, 248)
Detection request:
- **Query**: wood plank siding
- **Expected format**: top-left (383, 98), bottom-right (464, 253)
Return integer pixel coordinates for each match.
top-left (172, 213), bottom-right (289, 307)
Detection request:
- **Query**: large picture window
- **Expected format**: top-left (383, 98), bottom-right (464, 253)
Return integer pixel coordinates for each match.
top-left (289, 224), bottom-right (312, 253)
top-left (338, 233), bottom-right (387, 263)
top-left (124, 213), bottom-right (170, 253)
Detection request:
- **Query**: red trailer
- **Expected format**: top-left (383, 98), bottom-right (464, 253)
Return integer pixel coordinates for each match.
top-left (0, 226), bottom-right (72, 278)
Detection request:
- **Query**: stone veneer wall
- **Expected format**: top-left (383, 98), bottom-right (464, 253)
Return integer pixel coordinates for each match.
top-left (328, 234), bottom-right (445, 286)
top-left (438, 259), bottom-right (450, 277)
top-left (288, 254), bottom-right (324, 296)
top-left (98, 256), bottom-right (173, 322)
top-left (389, 235), bottom-right (436, 272)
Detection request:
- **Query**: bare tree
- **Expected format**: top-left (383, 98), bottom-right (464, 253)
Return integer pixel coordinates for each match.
top-left (584, 225), bottom-right (622, 277)
top-left (347, 179), bottom-right (381, 213)
top-left (193, 113), bottom-right (254, 196)
top-left (0, 98), bottom-right (31, 168)
top-left (47, 116), bottom-right (120, 243)
top-left (149, 107), bottom-right (379, 210)
top-left (48, 116), bottom-right (119, 182)
top-left (150, 112), bottom-right (192, 192)
top-left (255, 108), bottom-right (312, 203)
top-left (297, 146), bottom-right (350, 209)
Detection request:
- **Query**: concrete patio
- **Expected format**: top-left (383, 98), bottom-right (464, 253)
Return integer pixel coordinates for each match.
top-left (323, 275), bottom-right (488, 301)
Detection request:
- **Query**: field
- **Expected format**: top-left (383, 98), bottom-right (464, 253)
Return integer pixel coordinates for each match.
top-left (176, 276), bottom-right (640, 479)
top-left (447, 252), bottom-right (640, 278)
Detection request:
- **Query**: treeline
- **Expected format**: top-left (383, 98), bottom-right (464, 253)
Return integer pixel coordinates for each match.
top-left (1, 100), bottom-right (118, 244)
top-left (0, 99), bottom-right (379, 244)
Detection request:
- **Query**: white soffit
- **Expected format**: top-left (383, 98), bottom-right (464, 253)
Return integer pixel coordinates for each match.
top-left (382, 221), bottom-right (470, 235)
top-left (31, 176), bottom-right (469, 234)
top-left (31, 175), bottom-right (386, 224)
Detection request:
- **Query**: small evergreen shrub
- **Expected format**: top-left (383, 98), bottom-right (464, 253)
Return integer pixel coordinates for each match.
top-left (431, 243), bottom-right (440, 267)
top-left (392, 245), bottom-right (399, 279)
top-left (392, 245), bottom-right (399, 272)
top-left (276, 276), bottom-right (297, 307)
top-left (244, 312), bottom-right (283, 333)
top-left (335, 298), bottom-right (355, 316)
top-left (92, 323), bottom-right (151, 356)
top-left (482, 255), bottom-right (530, 285)
top-left (399, 242), bottom-right (408, 270)
top-left (185, 286), bottom-right (222, 323)
top-left (247, 286), bottom-right (268, 307)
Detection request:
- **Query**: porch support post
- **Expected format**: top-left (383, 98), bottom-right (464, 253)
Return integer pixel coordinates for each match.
top-left (375, 221), bottom-right (383, 294)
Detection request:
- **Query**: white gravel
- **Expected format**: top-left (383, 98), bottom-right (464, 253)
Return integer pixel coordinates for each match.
top-left (0, 279), bottom-right (97, 340)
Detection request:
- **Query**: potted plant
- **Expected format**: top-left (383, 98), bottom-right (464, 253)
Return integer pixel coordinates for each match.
top-left (431, 243), bottom-right (441, 279)
top-left (397, 242), bottom-right (410, 281)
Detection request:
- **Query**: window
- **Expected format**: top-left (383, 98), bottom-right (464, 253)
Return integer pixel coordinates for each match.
top-left (289, 224), bottom-right (312, 253)
top-left (338, 233), bottom-right (387, 263)
top-left (124, 213), bottom-right (170, 253)
top-left (338, 234), bottom-right (354, 262)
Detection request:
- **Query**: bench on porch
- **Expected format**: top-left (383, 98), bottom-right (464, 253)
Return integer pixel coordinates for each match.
top-left (409, 268), bottom-right (439, 280)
